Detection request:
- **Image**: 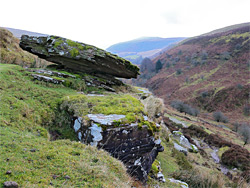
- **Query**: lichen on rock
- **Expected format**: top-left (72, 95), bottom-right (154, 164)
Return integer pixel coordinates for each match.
top-left (20, 35), bottom-right (139, 78)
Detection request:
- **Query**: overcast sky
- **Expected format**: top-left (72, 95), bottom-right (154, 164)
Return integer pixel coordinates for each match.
top-left (1, 0), bottom-right (249, 49)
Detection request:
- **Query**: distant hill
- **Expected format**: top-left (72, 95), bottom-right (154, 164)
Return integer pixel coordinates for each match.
top-left (106, 37), bottom-right (186, 64)
top-left (4, 27), bottom-right (47, 39)
top-left (134, 22), bottom-right (250, 123)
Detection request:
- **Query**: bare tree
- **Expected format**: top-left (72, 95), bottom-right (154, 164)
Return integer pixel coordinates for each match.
top-left (238, 123), bottom-right (250, 145)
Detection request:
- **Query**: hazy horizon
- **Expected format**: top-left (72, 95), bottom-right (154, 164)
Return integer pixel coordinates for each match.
top-left (1, 0), bottom-right (249, 49)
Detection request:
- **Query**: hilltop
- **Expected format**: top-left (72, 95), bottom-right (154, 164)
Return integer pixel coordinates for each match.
top-left (106, 37), bottom-right (186, 65)
top-left (135, 22), bottom-right (250, 124)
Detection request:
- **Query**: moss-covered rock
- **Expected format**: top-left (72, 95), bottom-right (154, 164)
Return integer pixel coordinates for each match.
top-left (20, 35), bottom-right (140, 78)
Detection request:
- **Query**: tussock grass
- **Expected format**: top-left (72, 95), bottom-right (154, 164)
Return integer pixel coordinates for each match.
top-left (141, 95), bottom-right (164, 120)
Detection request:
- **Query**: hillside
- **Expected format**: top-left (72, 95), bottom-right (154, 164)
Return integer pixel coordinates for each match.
top-left (1, 28), bottom-right (249, 188)
top-left (135, 23), bottom-right (250, 124)
top-left (0, 27), bottom-right (49, 67)
top-left (106, 37), bottom-right (186, 64)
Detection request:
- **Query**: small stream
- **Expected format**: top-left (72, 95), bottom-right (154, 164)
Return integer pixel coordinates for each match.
top-left (210, 148), bottom-right (229, 175)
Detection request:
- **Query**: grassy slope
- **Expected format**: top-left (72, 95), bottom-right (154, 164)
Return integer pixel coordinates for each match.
top-left (0, 64), bottom-right (133, 187)
top-left (0, 28), bottom-right (49, 68)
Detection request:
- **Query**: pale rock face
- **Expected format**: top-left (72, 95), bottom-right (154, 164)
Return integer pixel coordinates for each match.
top-left (174, 142), bottom-right (188, 155)
top-left (87, 114), bottom-right (125, 125)
top-left (168, 178), bottom-right (189, 188)
top-left (74, 117), bottom-right (82, 132)
top-left (89, 123), bottom-right (103, 146)
top-left (172, 131), bottom-right (198, 153)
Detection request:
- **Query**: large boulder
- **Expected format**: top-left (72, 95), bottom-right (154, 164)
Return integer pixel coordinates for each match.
top-left (73, 114), bottom-right (164, 183)
top-left (19, 35), bottom-right (139, 78)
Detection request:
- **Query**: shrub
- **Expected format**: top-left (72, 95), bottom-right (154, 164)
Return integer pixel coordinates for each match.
top-left (140, 58), bottom-right (154, 72)
top-left (221, 145), bottom-right (250, 171)
top-left (237, 83), bottom-right (243, 89)
top-left (233, 122), bottom-right (241, 132)
top-left (171, 100), bottom-right (199, 116)
top-left (238, 123), bottom-right (250, 145)
top-left (220, 51), bottom-right (231, 60)
top-left (174, 57), bottom-right (180, 62)
top-left (191, 59), bottom-right (200, 67)
top-left (183, 124), bottom-right (209, 138)
top-left (201, 91), bottom-right (209, 98)
top-left (201, 50), bottom-right (208, 60)
top-left (155, 59), bottom-right (162, 73)
top-left (191, 52), bottom-right (198, 59)
top-left (165, 62), bottom-right (171, 68)
top-left (213, 111), bottom-right (229, 123)
top-left (204, 134), bottom-right (232, 148)
top-left (185, 55), bottom-right (190, 63)
top-left (176, 68), bottom-right (182, 75)
top-left (235, 43), bottom-right (241, 50)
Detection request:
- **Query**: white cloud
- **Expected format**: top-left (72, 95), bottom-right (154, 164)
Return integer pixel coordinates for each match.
top-left (1, 0), bottom-right (249, 49)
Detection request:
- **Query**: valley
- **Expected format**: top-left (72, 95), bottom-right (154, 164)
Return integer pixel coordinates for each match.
top-left (0, 23), bottom-right (249, 188)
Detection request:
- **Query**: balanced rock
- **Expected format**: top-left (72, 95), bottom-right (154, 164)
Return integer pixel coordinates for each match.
top-left (20, 35), bottom-right (139, 78)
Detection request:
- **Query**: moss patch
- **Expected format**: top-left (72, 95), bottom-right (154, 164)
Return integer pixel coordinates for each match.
top-left (60, 94), bottom-right (145, 117)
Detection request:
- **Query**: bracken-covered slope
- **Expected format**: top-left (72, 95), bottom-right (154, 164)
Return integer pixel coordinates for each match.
top-left (0, 27), bottom-right (49, 67)
top-left (136, 23), bottom-right (250, 122)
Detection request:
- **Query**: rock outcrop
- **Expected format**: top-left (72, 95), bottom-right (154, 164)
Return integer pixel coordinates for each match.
top-left (73, 114), bottom-right (164, 183)
top-left (20, 35), bottom-right (139, 78)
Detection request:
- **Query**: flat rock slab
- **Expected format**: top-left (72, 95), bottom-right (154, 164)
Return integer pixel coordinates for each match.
top-left (87, 114), bottom-right (125, 125)
top-left (20, 35), bottom-right (139, 78)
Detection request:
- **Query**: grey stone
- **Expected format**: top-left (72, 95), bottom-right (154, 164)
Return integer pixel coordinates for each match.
top-left (169, 117), bottom-right (187, 127)
top-left (168, 178), bottom-right (189, 188)
top-left (73, 117), bottom-right (81, 132)
top-left (20, 35), bottom-right (139, 79)
top-left (73, 114), bottom-right (163, 183)
top-left (89, 123), bottom-right (103, 146)
top-left (87, 114), bottom-right (125, 125)
top-left (174, 142), bottom-right (188, 155)
top-left (6, 171), bottom-right (12, 175)
top-left (3, 181), bottom-right (18, 188)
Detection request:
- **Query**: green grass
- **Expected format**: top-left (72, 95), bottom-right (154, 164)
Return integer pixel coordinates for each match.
top-left (0, 64), bottom-right (76, 138)
top-left (0, 126), bottom-right (131, 188)
top-left (60, 93), bottom-right (145, 117)
top-left (0, 64), bottom-right (134, 187)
